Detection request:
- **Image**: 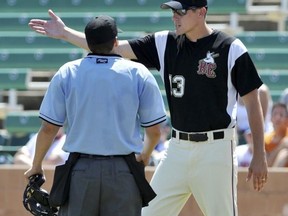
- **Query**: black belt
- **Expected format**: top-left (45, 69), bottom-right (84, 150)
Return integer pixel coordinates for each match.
top-left (79, 153), bottom-right (123, 159)
top-left (172, 129), bottom-right (224, 142)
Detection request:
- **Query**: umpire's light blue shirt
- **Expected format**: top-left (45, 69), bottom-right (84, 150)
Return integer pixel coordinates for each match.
top-left (39, 54), bottom-right (166, 155)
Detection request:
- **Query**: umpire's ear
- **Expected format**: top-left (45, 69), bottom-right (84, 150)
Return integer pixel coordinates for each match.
top-left (114, 37), bottom-right (119, 47)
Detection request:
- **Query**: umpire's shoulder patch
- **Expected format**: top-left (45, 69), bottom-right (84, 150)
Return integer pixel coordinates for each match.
top-left (96, 58), bottom-right (108, 64)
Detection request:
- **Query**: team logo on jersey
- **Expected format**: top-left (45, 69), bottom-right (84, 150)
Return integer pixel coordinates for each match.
top-left (96, 58), bottom-right (108, 64)
top-left (197, 51), bottom-right (219, 78)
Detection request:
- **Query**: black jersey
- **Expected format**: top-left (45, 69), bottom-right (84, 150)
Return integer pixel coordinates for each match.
top-left (129, 30), bottom-right (263, 132)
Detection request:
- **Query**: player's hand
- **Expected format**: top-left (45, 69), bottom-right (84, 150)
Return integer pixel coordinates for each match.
top-left (246, 155), bottom-right (268, 192)
top-left (28, 9), bottom-right (66, 40)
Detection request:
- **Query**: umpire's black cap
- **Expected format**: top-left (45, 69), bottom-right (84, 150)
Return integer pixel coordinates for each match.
top-left (85, 15), bottom-right (120, 45)
top-left (161, 0), bottom-right (207, 10)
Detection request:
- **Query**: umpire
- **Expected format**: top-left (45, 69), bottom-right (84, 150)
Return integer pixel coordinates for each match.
top-left (24, 15), bottom-right (166, 216)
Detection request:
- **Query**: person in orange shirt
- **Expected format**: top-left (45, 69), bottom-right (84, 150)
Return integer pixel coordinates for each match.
top-left (265, 102), bottom-right (288, 167)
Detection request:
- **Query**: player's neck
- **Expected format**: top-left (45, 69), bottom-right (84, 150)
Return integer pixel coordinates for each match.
top-left (185, 24), bottom-right (213, 42)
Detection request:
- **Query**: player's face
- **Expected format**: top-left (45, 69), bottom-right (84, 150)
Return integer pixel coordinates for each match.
top-left (171, 7), bottom-right (205, 37)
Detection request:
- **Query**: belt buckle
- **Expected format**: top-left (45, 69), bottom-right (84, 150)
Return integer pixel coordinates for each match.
top-left (189, 133), bottom-right (208, 142)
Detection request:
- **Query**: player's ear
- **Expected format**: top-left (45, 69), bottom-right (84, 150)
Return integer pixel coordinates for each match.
top-left (198, 7), bottom-right (207, 17)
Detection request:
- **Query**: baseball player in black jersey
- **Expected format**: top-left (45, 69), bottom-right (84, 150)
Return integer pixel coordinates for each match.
top-left (29, 0), bottom-right (268, 215)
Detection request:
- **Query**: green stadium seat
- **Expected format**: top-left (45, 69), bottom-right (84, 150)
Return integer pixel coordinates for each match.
top-left (0, 31), bottom-right (75, 49)
top-left (0, 132), bottom-right (10, 146)
top-left (249, 48), bottom-right (288, 70)
top-left (8, 133), bottom-right (32, 147)
top-left (0, 48), bottom-right (84, 70)
top-left (0, 132), bottom-right (17, 158)
top-left (0, 31), bottom-right (146, 49)
top-left (0, 131), bottom-right (32, 153)
top-left (0, 11), bottom-right (174, 32)
top-left (270, 90), bottom-right (283, 102)
top-left (236, 31), bottom-right (288, 49)
top-left (258, 69), bottom-right (288, 91)
top-left (0, 68), bottom-right (30, 90)
top-left (207, 0), bottom-right (247, 14)
top-left (4, 111), bottom-right (41, 134)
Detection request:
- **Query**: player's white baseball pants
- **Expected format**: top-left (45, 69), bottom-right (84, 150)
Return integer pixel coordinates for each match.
top-left (142, 128), bottom-right (238, 216)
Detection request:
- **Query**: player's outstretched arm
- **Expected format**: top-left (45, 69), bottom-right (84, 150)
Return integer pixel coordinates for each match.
top-left (28, 9), bottom-right (137, 59)
top-left (28, 9), bottom-right (89, 50)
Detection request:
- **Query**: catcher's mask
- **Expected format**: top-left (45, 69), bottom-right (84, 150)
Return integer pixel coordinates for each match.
top-left (23, 174), bottom-right (58, 216)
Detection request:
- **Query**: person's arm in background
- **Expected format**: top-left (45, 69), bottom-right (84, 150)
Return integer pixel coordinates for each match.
top-left (259, 84), bottom-right (272, 121)
top-left (242, 89), bottom-right (268, 191)
top-left (24, 121), bottom-right (60, 181)
top-left (46, 135), bottom-right (69, 165)
top-left (271, 137), bottom-right (288, 167)
top-left (266, 138), bottom-right (288, 166)
top-left (14, 134), bottom-right (37, 165)
top-left (13, 146), bottom-right (33, 165)
top-left (29, 9), bottom-right (137, 59)
top-left (136, 124), bottom-right (161, 166)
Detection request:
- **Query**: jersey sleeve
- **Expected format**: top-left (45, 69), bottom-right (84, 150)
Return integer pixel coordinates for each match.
top-left (129, 33), bottom-right (161, 70)
top-left (230, 39), bottom-right (263, 97)
top-left (137, 66), bottom-right (166, 127)
top-left (39, 70), bottom-right (66, 126)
